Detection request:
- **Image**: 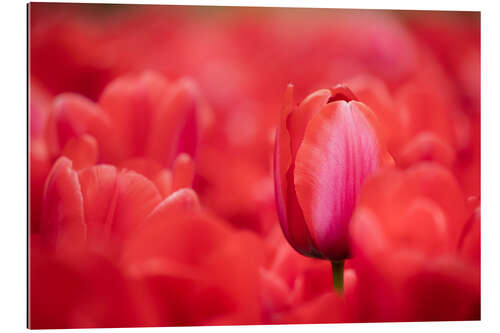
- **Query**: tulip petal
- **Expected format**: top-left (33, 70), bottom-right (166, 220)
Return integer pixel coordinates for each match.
top-left (77, 166), bottom-right (162, 253)
top-left (61, 134), bottom-right (99, 170)
top-left (398, 132), bottom-right (455, 168)
top-left (77, 165), bottom-right (118, 249)
top-left (274, 84), bottom-right (318, 255)
top-left (273, 84), bottom-right (294, 241)
top-left (146, 79), bottom-right (200, 166)
top-left (351, 163), bottom-right (469, 259)
top-left (119, 158), bottom-right (164, 180)
top-left (287, 89), bottom-right (331, 159)
top-left (99, 71), bottom-right (172, 159)
top-left (40, 157), bottom-right (86, 250)
top-left (294, 101), bottom-right (382, 259)
top-left (172, 153), bottom-right (195, 191)
top-left (111, 170), bottom-right (163, 240)
top-left (51, 93), bottom-right (123, 162)
top-left (153, 169), bottom-right (173, 198)
top-left (147, 188), bottom-right (201, 221)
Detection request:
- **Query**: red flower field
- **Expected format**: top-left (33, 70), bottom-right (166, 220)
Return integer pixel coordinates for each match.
top-left (28, 3), bottom-right (480, 329)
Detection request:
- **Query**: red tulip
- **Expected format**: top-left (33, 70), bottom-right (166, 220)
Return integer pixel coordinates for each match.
top-left (274, 84), bottom-right (393, 291)
top-left (40, 157), bottom-right (163, 255)
top-left (47, 71), bottom-right (208, 168)
top-left (349, 162), bottom-right (479, 321)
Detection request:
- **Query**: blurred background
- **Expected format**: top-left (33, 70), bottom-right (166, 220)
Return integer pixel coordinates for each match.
top-left (28, 3), bottom-right (480, 328)
top-left (29, 3), bottom-right (480, 235)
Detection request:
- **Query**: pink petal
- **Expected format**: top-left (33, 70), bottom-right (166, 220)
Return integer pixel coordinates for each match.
top-left (294, 101), bottom-right (383, 260)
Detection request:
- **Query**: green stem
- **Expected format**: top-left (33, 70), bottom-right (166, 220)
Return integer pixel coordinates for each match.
top-left (331, 260), bottom-right (344, 294)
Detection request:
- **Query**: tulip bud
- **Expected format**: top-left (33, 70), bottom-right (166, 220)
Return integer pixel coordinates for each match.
top-left (274, 84), bottom-right (392, 274)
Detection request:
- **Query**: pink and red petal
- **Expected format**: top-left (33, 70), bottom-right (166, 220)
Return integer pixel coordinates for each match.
top-left (294, 101), bottom-right (383, 260)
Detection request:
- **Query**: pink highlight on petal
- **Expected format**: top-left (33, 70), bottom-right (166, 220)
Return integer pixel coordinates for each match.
top-left (294, 101), bottom-right (382, 260)
top-left (274, 84), bottom-right (391, 260)
top-left (147, 188), bottom-right (201, 222)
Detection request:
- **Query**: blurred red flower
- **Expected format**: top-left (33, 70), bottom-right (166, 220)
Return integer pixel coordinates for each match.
top-left (349, 163), bottom-right (480, 321)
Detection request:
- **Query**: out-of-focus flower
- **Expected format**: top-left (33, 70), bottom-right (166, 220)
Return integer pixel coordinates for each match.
top-left (30, 70), bottom-right (207, 234)
top-left (29, 234), bottom-right (155, 329)
top-left (39, 154), bottom-right (201, 256)
top-left (40, 157), bottom-right (162, 255)
top-left (349, 162), bottom-right (480, 321)
top-left (274, 84), bottom-right (393, 261)
top-left (47, 71), bottom-right (209, 167)
top-left (121, 206), bottom-right (269, 326)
